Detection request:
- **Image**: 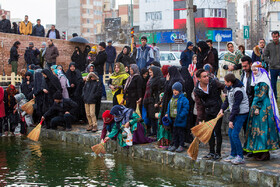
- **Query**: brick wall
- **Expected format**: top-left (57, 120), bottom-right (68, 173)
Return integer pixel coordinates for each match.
top-left (0, 32), bottom-right (123, 75)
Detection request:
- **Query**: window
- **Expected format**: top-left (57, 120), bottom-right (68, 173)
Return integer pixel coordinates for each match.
top-left (87, 19), bottom-right (90, 24)
top-left (278, 12), bottom-right (280, 21)
top-left (87, 29), bottom-right (90, 33)
top-left (146, 11), bottom-right (162, 21)
top-left (94, 28), bottom-right (97, 34)
top-left (87, 9), bottom-right (90, 14)
top-left (179, 10), bottom-right (187, 19)
top-left (87, 0), bottom-right (90, 4)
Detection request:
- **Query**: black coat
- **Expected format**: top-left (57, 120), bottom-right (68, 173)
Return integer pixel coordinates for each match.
top-left (10, 46), bottom-right (19, 61)
top-left (210, 47), bottom-right (219, 73)
top-left (92, 50), bottom-right (107, 75)
top-left (124, 75), bottom-right (143, 110)
top-left (46, 29), bottom-right (60, 39)
top-left (71, 48), bottom-right (86, 72)
top-left (44, 98), bottom-right (78, 118)
top-left (240, 70), bottom-right (254, 106)
top-left (82, 80), bottom-right (102, 104)
top-left (0, 19), bottom-right (11, 33)
top-left (24, 47), bottom-right (40, 65)
top-left (32, 24), bottom-right (45, 37)
top-left (21, 80), bottom-right (34, 100)
top-left (116, 46), bottom-right (133, 67)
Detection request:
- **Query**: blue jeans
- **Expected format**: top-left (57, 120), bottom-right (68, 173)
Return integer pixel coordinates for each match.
top-left (106, 62), bottom-right (114, 74)
top-left (50, 114), bottom-right (75, 129)
top-left (270, 69), bottom-right (280, 100)
top-left (228, 114), bottom-right (248, 158)
top-left (98, 75), bottom-right (106, 98)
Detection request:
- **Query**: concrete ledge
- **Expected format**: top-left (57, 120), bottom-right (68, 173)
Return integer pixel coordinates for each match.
top-left (35, 127), bottom-right (280, 187)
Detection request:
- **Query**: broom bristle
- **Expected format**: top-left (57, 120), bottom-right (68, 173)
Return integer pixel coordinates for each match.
top-left (187, 137), bottom-right (200, 160)
top-left (91, 143), bottom-right (105, 155)
top-left (191, 114), bottom-right (223, 144)
top-left (27, 124), bottom-right (42, 141)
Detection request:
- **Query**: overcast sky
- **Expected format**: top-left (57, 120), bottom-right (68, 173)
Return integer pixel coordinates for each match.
top-left (0, 0), bottom-right (245, 27)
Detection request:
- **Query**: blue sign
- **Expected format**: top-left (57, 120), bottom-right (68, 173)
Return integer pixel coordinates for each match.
top-left (155, 32), bottom-right (186, 44)
top-left (213, 30), bottom-right (232, 42)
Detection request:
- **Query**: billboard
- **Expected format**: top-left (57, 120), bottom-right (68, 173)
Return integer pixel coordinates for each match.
top-left (207, 30), bottom-right (232, 42)
top-left (139, 32), bottom-right (187, 44)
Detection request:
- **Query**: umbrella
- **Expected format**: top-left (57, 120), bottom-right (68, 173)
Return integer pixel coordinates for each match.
top-left (69, 36), bottom-right (89, 44)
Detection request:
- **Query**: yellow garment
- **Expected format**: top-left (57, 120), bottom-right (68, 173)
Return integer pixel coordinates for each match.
top-left (20, 21), bottom-right (33, 35)
top-left (88, 46), bottom-right (97, 55)
top-left (110, 63), bottom-right (129, 95)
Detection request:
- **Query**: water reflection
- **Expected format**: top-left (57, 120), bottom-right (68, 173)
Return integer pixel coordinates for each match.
top-left (0, 138), bottom-right (241, 186)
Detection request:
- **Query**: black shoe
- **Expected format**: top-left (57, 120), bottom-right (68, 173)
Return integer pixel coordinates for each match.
top-left (202, 153), bottom-right (215, 160)
top-left (212, 153), bottom-right (222, 161)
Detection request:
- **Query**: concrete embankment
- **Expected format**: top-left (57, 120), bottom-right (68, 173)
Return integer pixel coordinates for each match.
top-left (35, 123), bottom-right (280, 187)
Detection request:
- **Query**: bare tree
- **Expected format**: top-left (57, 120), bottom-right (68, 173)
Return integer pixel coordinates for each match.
top-left (195, 20), bottom-right (208, 41)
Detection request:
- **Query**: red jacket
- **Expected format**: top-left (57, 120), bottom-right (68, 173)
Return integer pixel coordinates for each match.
top-left (0, 87), bottom-right (5, 118)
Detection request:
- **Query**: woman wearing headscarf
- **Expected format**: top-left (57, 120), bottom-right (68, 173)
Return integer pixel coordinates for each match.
top-left (196, 41), bottom-right (215, 69)
top-left (39, 42), bottom-right (47, 68)
top-left (54, 69), bottom-right (70, 98)
top-left (244, 61), bottom-right (280, 161)
top-left (65, 62), bottom-right (86, 122)
top-left (180, 66), bottom-right (195, 143)
top-left (220, 41), bottom-right (242, 80)
top-left (41, 68), bottom-right (62, 105)
top-left (71, 46), bottom-right (86, 72)
top-left (108, 62), bottom-right (129, 106)
top-left (161, 65), bottom-right (171, 78)
top-left (103, 105), bottom-right (153, 147)
top-left (116, 46), bottom-right (133, 67)
top-left (143, 66), bottom-right (164, 136)
top-left (123, 64), bottom-right (143, 110)
top-left (3, 85), bottom-right (18, 136)
top-left (87, 46), bottom-right (97, 65)
top-left (20, 71), bottom-right (34, 100)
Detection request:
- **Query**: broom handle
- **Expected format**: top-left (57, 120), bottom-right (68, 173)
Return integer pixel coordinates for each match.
top-left (39, 120), bottom-right (44, 125)
top-left (216, 114), bottom-right (223, 121)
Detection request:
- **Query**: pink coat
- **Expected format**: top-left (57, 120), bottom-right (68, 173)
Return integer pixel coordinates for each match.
top-left (0, 87), bottom-right (5, 118)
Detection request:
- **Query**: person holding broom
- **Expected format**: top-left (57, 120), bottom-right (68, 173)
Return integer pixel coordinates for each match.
top-left (194, 69), bottom-right (225, 160)
top-left (219, 73), bottom-right (249, 165)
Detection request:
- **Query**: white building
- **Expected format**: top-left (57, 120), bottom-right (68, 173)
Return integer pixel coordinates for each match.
top-left (261, 1), bottom-right (280, 42)
top-left (139, 0), bottom-right (174, 31)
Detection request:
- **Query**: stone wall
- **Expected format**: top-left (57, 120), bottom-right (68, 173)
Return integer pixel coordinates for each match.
top-left (0, 33), bottom-right (123, 75)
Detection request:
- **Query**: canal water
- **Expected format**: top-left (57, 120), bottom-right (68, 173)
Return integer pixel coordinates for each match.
top-left (0, 137), bottom-right (240, 186)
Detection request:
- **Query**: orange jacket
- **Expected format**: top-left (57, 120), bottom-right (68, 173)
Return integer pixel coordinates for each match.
top-left (20, 21), bottom-right (32, 35)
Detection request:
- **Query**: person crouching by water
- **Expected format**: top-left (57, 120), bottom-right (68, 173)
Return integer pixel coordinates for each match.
top-left (82, 72), bottom-right (102, 132)
top-left (41, 92), bottom-right (78, 131)
top-left (166, 82), bottom-right (189, 153)
top-left (103, 105), bottom-right (153, 147)
top-left (100, 110), bottom-right (115, 142)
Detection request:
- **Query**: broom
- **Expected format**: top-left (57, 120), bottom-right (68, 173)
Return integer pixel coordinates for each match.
top-left (27, 120), bottom-right (44, 141)
top-left (187, 137), bottom-right (200, 160)
top-left (191, 114), bottom-right (223, 144)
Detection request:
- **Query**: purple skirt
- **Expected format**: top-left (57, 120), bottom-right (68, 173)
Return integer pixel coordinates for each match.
top-left (133, 122), bottom-right (155, 144)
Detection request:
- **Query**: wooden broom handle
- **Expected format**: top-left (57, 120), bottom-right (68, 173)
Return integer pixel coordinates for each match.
top-left (216, 114), bottom-right (223, 120)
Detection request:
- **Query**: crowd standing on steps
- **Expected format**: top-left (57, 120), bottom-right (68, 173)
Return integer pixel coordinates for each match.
top-left (1, 23), bottom-right (280, 166)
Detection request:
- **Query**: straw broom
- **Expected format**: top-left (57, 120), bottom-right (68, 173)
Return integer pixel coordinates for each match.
top-left (191, 114), bottom-right (223, 144)
top-left (187, 137), bottom-right (200, 160)
top-left (27, 120), bottom-right (44, 141)
top-left (91, 139), bottom-right (109, 155)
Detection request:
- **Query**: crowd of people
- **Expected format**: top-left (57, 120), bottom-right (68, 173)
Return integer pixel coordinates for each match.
top-left (1, 26), bottom-right (280, 166)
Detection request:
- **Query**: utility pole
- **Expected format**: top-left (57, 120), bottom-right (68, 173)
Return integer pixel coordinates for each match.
top-left (186, 0), bottom-right (195, 43)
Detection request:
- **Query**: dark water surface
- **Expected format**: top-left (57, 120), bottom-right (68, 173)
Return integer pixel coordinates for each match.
top-left (0, 137), bottom-right (240, 186)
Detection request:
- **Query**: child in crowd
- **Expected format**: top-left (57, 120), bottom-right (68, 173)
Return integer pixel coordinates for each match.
top-left (166, 82), bottom-right (189, 153)
top-left (188, 54), bottom-right (197, 78)
top-left (82, 72), bottom-right (102, 132)
top-left (14, 93), bottom-right (34, 135)
top-left (219, 73), bottom-right (249, 165)
top-left (100, 110), bottom-right (115, 142)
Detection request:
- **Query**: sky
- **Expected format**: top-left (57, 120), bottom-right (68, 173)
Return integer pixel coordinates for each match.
top-left (0, 0), bottom-right (245, 27)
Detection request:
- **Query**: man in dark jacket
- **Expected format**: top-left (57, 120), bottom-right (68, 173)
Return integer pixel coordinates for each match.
top-left (92, 42), bottom-right (107, 99)
top-left (42, 92), bottom-right (78, 131)
top-left (0, 14), bottom-right (11, 33)
top-left (32, 19), bottom-right (45, 37)
top-left (24, 42), bottom-right (40, 69)
top-left (206, 39), bottom-right (218, 75)
top-left (105, 40), bottom-right (116, 74)
top-left (180, 41), bottom-right (194, 67)
top-left (46, 25), bottom-right (60, 39)
top-left (45, 39), bottom-right (59, 68)
top-left (194, 69), bottom-right (225, 160)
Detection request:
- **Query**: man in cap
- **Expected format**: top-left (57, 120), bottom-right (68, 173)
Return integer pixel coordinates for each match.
top-left (24, 42), bottom-right (40, 70)
top-left (105, 40), bottom-right (116, 74)
top-left (180, 41), bottom-right (194, 67)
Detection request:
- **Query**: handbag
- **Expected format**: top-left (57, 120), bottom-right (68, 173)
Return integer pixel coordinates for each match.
top-left (116, 90), bottom-right (126, 105)
top-left (21, 99), bottom-right (35, 115)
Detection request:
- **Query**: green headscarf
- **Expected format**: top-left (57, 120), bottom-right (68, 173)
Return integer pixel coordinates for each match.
top-left (110, 62), bottom-right (129, 95)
